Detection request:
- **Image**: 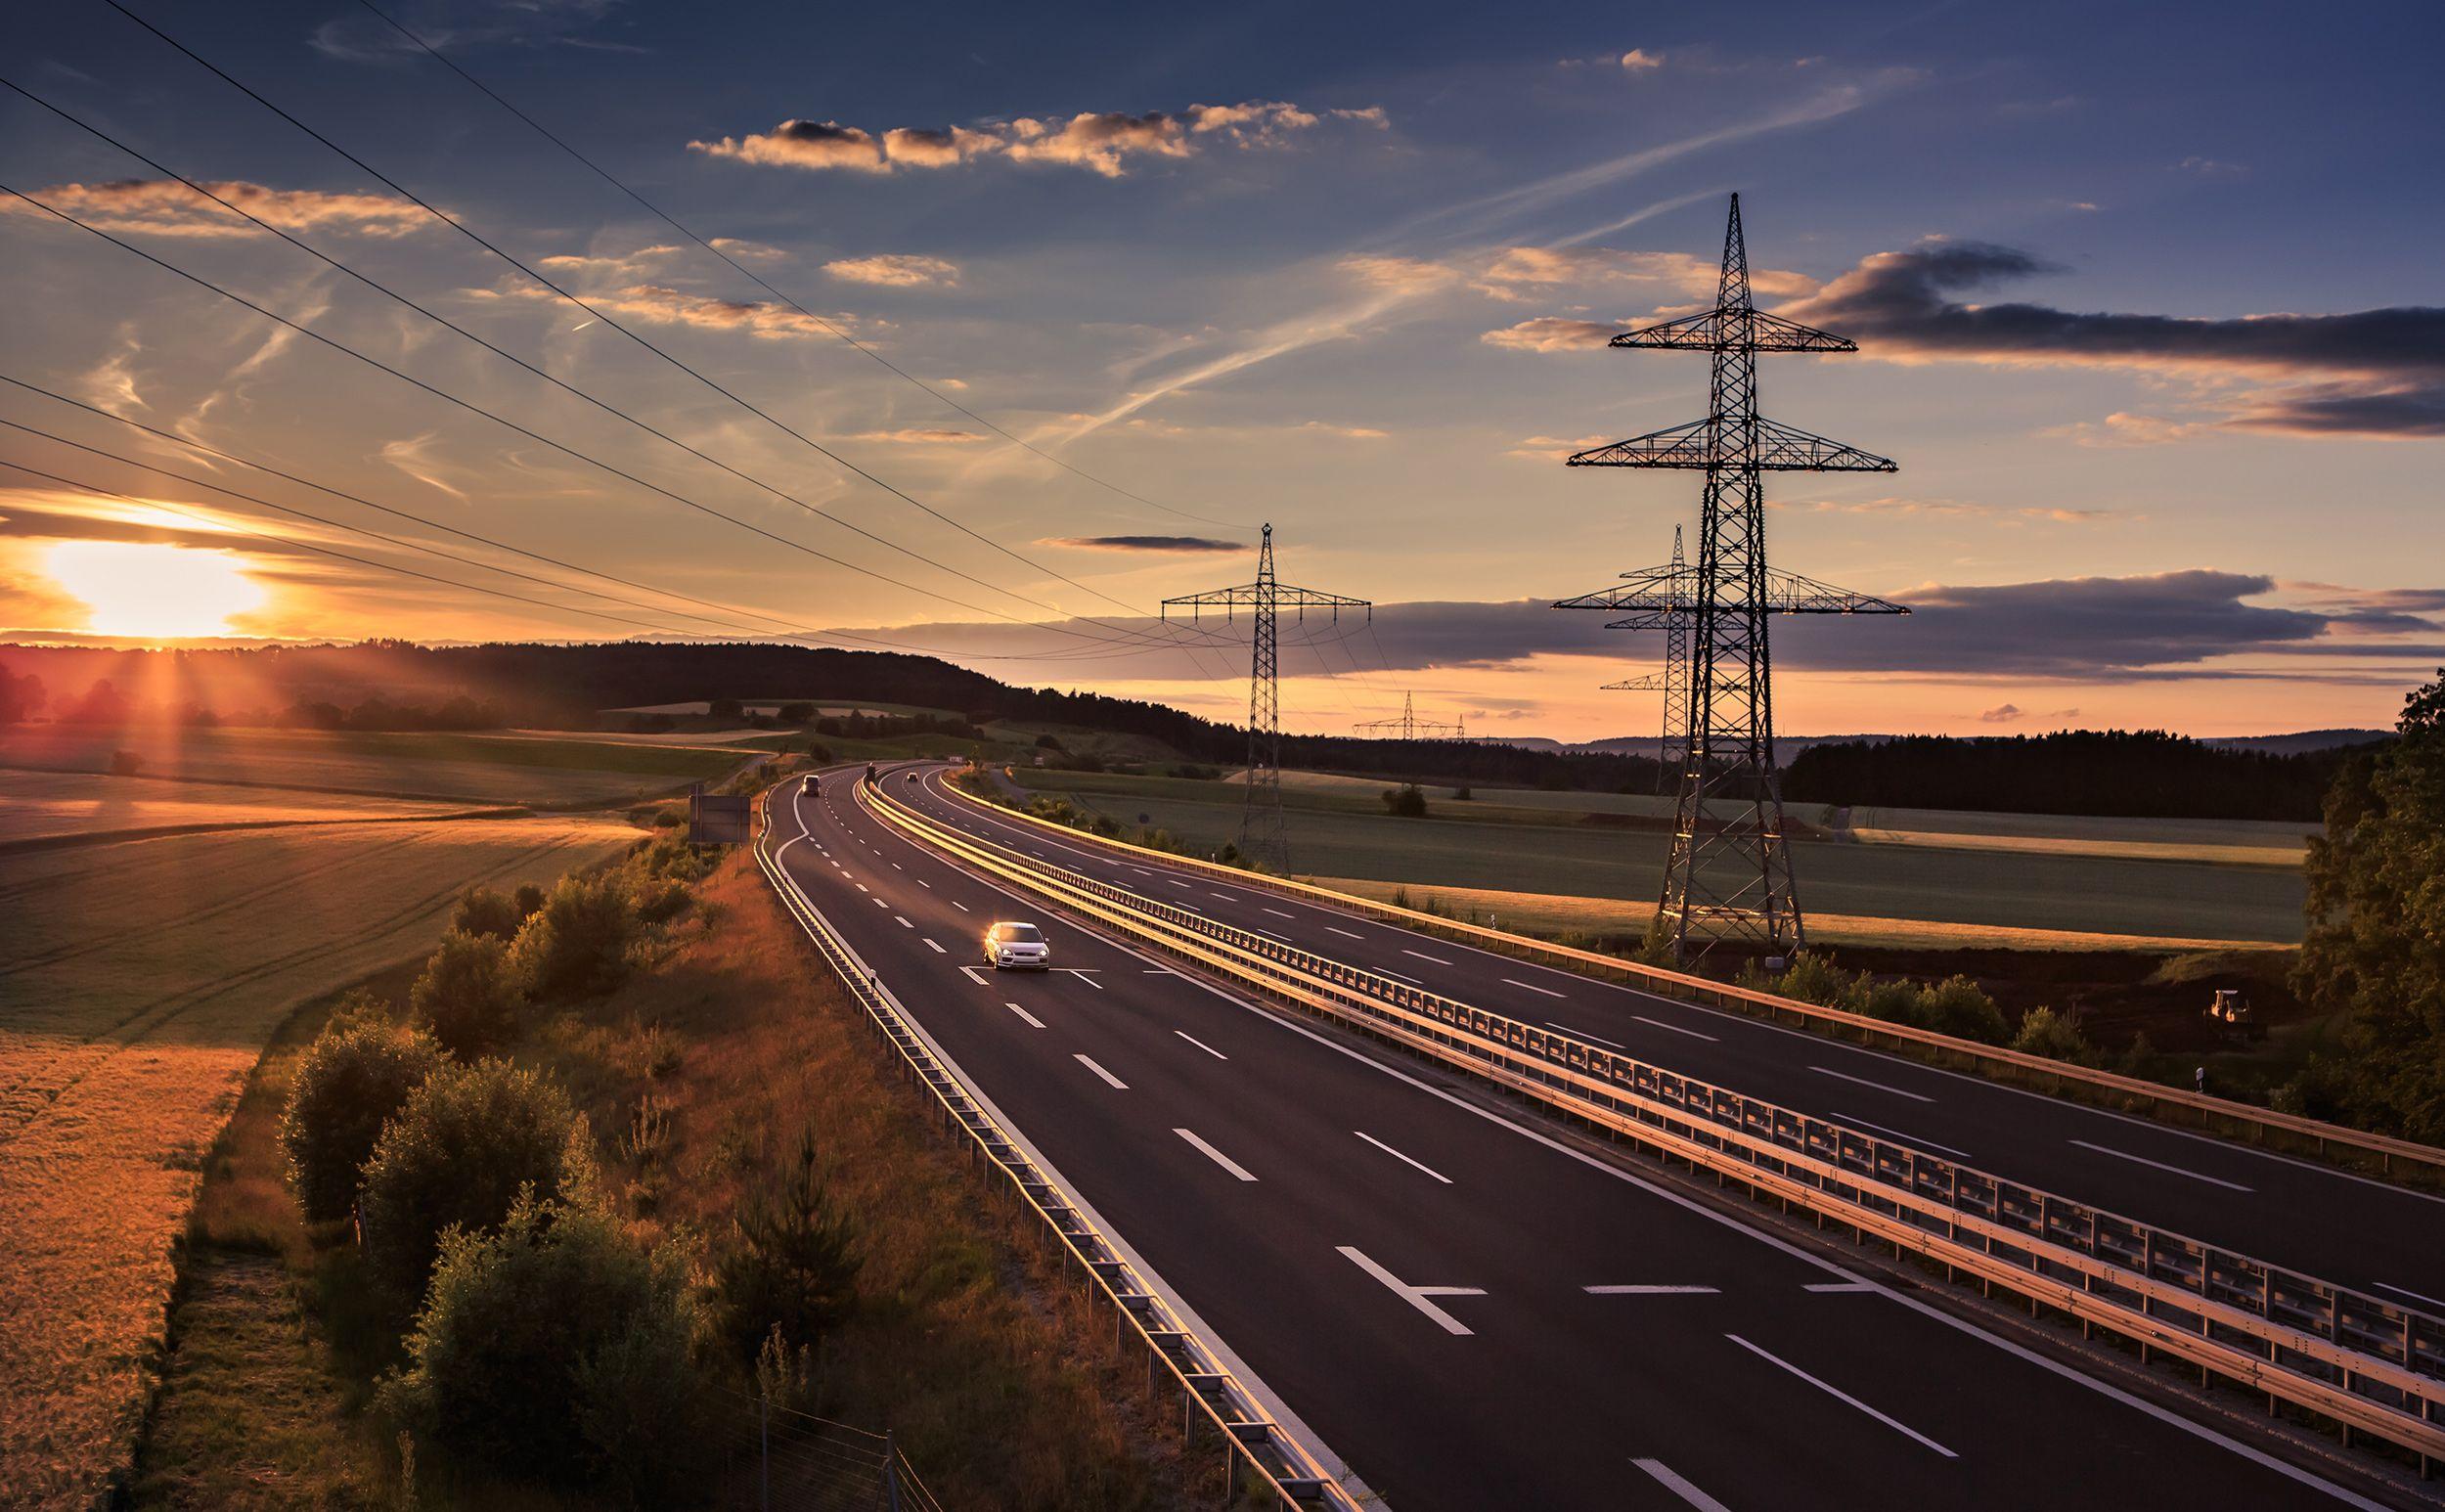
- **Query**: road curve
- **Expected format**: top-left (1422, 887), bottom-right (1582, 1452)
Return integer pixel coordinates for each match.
top-left (771, 766), bottom-right (2385, 1511)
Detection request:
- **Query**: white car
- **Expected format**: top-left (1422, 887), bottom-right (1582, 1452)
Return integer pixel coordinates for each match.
top-left (983, 921), bottom-right (1051, 970)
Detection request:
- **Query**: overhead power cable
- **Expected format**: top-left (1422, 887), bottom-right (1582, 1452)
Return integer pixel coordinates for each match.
top-left (0, 180), bottom-right (1211, 656)
top-left (96, 0), bottom-right (1230, 670)
top-left (350, 0), bottom-right (1251, 534)
top-left (0, 75), bottom-right (1205, 660)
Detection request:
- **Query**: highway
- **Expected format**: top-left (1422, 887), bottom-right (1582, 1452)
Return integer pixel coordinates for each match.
top-left (894, 764), bottom-right (2445, 1310)
top-left (770, 765), bottom-right (2393, 1510)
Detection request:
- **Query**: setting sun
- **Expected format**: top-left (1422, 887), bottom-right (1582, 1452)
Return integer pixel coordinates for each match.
top-left (45, 540), bottom-right (267, 641)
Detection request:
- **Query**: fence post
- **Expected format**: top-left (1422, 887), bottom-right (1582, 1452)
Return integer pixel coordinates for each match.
top-left (882, 1430), bottom-right (904, 1512)
top-left (760, 1389), bottom-right (771, 1512)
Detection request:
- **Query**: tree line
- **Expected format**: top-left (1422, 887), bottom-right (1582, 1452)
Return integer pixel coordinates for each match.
top-left (1784, 730), bottom-right (2354, 822)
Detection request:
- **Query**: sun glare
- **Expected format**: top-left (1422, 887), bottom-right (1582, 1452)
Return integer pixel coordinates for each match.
top-left (46, 540), bottom-right (268, 640)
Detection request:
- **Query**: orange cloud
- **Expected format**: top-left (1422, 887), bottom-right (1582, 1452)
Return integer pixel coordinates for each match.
top-left (5, 178), bottom-right (429, 239)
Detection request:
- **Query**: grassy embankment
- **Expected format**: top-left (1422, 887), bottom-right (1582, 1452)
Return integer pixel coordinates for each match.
top-left (133, 840), bottom-right (1188, 1510)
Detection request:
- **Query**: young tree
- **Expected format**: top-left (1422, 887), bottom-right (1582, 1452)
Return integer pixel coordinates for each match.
top-left (410, 931), bottom-right (526, 1058)
top-left (2296, 671), bottom-right (2445, 1141)
top-left (508, 873), bottom-right (643, 1001)
top-left (279, 1002), bottom-right (445, 1223)
top-left (713, 1128), bottom-right (862, 1362)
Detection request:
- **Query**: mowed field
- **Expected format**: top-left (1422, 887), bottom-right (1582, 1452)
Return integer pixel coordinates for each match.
top-left (0, 724), bottom-right (748, 806)
top-left (1020, 770), bottom-right (2307, 947)
top-left (0, 769), bottom-right (479, 847)
top-left (0, 778), bottom-right (638, 1509)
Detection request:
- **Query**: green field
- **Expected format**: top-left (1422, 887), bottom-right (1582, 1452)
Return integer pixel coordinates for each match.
top-left (1015, 771), bottom-right (2307, 945)
top-left (0, 725), bottom-right (750, 806)
top-left (0, 808), bottom-right (638, 1510)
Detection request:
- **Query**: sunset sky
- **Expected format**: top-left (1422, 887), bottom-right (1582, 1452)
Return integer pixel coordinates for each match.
top-left (4, 0), bottom-right (2440, 738)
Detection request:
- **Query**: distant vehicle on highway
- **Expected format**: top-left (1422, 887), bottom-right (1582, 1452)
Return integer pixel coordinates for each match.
top-left (983, 921), bottom-right (1051, 970)
top-left (905, 772), bottom-right (918, 784)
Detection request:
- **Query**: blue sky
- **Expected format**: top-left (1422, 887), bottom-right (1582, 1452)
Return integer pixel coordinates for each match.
top-left (3, 0), bottom-right (2440, 736)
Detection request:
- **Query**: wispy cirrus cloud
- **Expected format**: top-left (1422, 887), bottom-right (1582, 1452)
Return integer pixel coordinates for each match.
top-left (467, 282), bottom-right (875, 342)
top-left (852, 428), bottom-right (984, 445)
top-left (1480, 317), bottom-right (1620, 352)
top-left (4, 178), bottom-right (430, 239)
top-left (689, 100), bottom-right (1383, 179)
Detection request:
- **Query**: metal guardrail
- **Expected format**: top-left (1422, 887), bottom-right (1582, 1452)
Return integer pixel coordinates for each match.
top-left (932, 769), bottom-right (2445, 1187)
top-left (755, 784), bottom-right (1367, 1512)
top-left (874, 775), bottom-right (2445, 1473)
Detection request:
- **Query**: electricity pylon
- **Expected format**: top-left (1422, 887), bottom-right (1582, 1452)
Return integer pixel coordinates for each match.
top-left (1554, 194), bottom-right (1907, 962)
top-left (1164, 523), bottom-right (1368, 871)
top-left (1594, 525), bottom-right (1691, 791)
top-left (1355, 691), bottom-right (1464, 741)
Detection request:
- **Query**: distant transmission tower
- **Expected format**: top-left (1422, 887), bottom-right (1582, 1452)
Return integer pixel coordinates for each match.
top-left (1355, 691), bottom-right (1464, 741)
top-left (1592, 524), bottom-right (1691, 791)
top-left (1553, 195), bottom-right (1907, 961)
top-left (1165, 523), bottom-right (1369, 871)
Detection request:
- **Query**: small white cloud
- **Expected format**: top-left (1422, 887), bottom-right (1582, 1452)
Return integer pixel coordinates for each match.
top-left (825, 253), bottom-right (960, 288)
top-left (1620, 48), bottom-right (1665, 71)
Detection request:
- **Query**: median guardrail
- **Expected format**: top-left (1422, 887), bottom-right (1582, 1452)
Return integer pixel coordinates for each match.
top-left (870, 772), bottom-right (2445, 1475)
top-left (931, 767), bottom-right (2445, 1189)
top-left (756, 781), bottom-right (1367, 1512)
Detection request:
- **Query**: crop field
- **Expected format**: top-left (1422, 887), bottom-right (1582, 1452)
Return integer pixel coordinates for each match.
top-left (0, 770), bottom-right (476, 848)
top-left (0, 811), bottom-right (637, 1510)
top-left (1013, 777), bottom-right (2307, 946)
top-left (0, 725), bottom-right (747, 806)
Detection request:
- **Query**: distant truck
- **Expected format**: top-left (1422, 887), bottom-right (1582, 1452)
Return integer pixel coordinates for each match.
top-left (2204, 988), bottom-right (2265, 1044)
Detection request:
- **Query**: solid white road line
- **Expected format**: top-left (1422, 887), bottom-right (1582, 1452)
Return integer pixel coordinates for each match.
top-left (1584, 1285), bottom-right (1719, 1295)
top-left (1175, 1031), bottom-right (1229, 1060)
top-left (1548, 1021), bottom-right (1624, 1049)
top-left (923, 938), bottom-right (945, 954)
top-left (1832, 1112), bottom-right (1973, 1161)
top-left (1401, 948), bottom-right (1453, 965)
top-left (1005, 1002), bottom-right (1045, 1029)
top-left (1811, 1064), bottom-right (1935, 1103)
top-left (1631, 1458), bottom-right (1733, 1512)
top-left (1355, 1130), bottom-right (1452, 1184)
top-left (1263, 908), bottom-right (1297, 919)
top-left (2068, 1138), bottom-right (2253, 1192)
top-left (1501, 977), bottom-right (1566, 999)
top-left (1632, 1013), bottom-right (1719, 1043)
top-left (2375, 1280), bottom-right (2445, 1312)
top-left (1725, 1334), bottom-right (1957, 1457)
top-left (1326, 926), bottom-right (1365, 941)
top-left (1175, 1128), bottom-right (1259, 1181)
top-left (1336, 1246), bottom-right (1481, 1335)
top-left (1074, 1053), bottom-right (1128, 1089)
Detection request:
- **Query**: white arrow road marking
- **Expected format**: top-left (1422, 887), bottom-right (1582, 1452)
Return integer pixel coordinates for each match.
top-left (1175, 1128), bottom-right (1259, 1181)
top-left (1337, 1246), bottom-right (1482, 1336)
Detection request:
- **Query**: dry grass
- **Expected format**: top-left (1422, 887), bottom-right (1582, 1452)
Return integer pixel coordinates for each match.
top-left (1312, 875), bottom-right (2289, 955)
top-left (0, 815), bottom-right (636, 1511)
top-left (1847, 826), bottom-right (2305, 868)
top-left (0, 769), bottom-right (479, 848)
top-left (523, 855), bottom-right (1186, 1509)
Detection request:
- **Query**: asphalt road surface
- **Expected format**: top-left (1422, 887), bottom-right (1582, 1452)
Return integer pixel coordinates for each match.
top-left (768, 766), bottom-right (2393, 1511)
top-left (894, 764), bottom-right (2445, 1310)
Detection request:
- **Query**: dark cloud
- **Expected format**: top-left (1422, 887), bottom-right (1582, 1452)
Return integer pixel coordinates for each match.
top-left (1038, 535), bottom-right (1244, 554)
top-left (844, 570), bottom-right (2441, 687)
top-left (1779, 241), bottom-right (2445, 437)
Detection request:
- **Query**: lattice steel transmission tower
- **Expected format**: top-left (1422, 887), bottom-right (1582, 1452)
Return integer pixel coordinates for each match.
top-left (1165, 523), bottom-right (1369, 871)
top-left (1592, 525), bottom-right (1692, 791)
top-left (1554, 195), bottom-right (1907, 961)
top-left (1355, 691), bottom-right (1464, 741)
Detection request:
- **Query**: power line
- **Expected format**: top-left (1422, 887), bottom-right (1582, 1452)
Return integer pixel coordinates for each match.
top-left (0, 75), bottom-right (1206, 662)
top-left (0, 436), bottom-right (1176, 662)
top-left (349, 0), bottom-right (1250, 535)
top-left (96, 0), bottom-right (1228, 666)
top-left (0, 180), bottom-right (1209, 657)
